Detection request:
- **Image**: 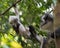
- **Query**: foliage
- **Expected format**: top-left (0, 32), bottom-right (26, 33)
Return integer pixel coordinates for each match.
top-left (0, 0), bottom-right (54, 48)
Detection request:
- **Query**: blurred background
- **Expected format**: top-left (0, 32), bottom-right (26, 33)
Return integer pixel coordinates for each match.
top-left (0, 0), bottom-right (56, 48)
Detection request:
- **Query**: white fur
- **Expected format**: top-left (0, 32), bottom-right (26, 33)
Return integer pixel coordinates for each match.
top-left (9, 16), bottom-right (19, 23)
top-left (19, 23), bottom-right (26, 32)
top-left (36, 35), bottom-right (43, 42)
top-left (25, 26), bottom-right (31, 37)
top-left (36, 35), bottom-right (44, 48)
top-left (9, 16), bottom-right (30, 37)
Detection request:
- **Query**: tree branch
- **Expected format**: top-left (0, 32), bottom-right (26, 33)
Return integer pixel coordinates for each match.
top-left (1, 0), bottom-right (21, 15)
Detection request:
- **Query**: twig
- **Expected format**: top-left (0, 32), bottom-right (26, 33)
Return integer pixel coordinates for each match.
top-left (0, 0), bottom-right (21, 15)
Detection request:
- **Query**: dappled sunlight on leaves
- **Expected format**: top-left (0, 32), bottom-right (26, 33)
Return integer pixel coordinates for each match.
top-left (9, 28), bottom-right (16, 35)
top-left (0, 0), bottom-right (54, 48)
top-left (10, 41), bottom-right (23, 48)
top-left (1, 34), bottom-right (23, 48)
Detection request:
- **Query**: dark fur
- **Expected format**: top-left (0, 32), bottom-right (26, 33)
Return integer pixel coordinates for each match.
top-left (51, 27), bottom-right (60, 39)
top-left (41, 13), bottom-right (53, 26)
top-left (12, 23), bottom-right (20, 34)
top-left (28, 25), bottom-right (37, 37)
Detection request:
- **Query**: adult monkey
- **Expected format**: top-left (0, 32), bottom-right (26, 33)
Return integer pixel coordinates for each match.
top-left (40, 7), bottom-right (60, 48)
top-left (40, 12), bottom-right (55, 48)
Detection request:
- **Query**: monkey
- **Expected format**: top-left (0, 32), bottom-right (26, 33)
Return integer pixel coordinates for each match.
top-left (9, 16), bottom-right (31, 38)
top-left (40, 12), bottom-right (54, 32)
top-left (40, 12), bottom-right (60, 48)
top-left (40, 12), bottom-right (55, 48)
top-left (40, 12), bottom-right (60, 39)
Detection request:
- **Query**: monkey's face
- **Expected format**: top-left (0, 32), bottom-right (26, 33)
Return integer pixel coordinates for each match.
top-left (9, 16), bottom-right (19, 27)
top-left (40, 14), bottom-right (54, 31)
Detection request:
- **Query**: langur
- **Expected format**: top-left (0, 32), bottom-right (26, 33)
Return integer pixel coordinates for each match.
top-left (40, 12), bottom-right (54, 48)
top-left (40, 12), bottom-right (60, 48)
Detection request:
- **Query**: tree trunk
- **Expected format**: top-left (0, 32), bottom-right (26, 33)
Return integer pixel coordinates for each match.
top-left (54, 0), bottom-right (60, 48)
